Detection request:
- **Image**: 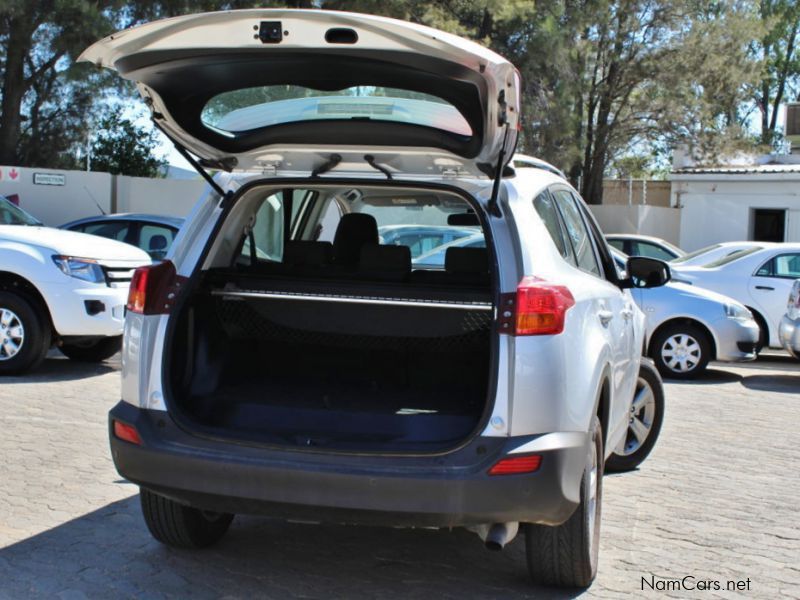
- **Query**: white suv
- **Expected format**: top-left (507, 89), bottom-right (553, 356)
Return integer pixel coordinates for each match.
top-left (0, 196), bottom-right (150, 373)
top-left (84, 10), bottom-right (669, 588)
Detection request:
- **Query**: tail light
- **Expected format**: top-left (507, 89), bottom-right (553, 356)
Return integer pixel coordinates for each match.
top-left (488, 454), bottom-right (542, 475)
top-left (127, 260), bottom-right (181, 315)
top-left (499, 276), bottom-right (575, 336)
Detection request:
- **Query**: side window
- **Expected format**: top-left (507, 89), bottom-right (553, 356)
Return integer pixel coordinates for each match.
top-left (533, 192), bottom-right (574, 263)
top-left (82, 221), bottom-right (130, 242)
top-left (635, 241), bottom-right (675, 261)
top-left (241, 194), bottom-right (284, 262)
top-left (314, 197), bottom-right (343, 243)
top-left (760, 254), bottom-right (800, 278)
top-left (607, 239), bottom-right (626, 253)
top-left (553, 190), bottom-right (602, 276)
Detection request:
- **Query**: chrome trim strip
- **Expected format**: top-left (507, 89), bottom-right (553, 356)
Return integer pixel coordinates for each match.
top-left (211, 289), bottom-right (493, 311)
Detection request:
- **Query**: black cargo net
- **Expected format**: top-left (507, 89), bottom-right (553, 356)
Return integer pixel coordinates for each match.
top-left (213, 296), bottom-right (492, 352)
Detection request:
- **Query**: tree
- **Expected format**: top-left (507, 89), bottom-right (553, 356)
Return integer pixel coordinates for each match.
top-left (752, 0), bottom-right (800, 146)
top-left (565, 1), bottom-right (762, 203)
top-left (0, 1), bottom-right (119, 167)
top-left (90, 113), bottom-right (165, 177)
top-left (0, 1), bottom-right (289, 169)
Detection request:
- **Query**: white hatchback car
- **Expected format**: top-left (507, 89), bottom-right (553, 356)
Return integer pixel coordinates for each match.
top-left (83, 10), bottom-right (670, 588)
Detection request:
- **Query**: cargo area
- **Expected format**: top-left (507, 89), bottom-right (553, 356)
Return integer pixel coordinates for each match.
top-left (165, 184), bottom-right (497, 452)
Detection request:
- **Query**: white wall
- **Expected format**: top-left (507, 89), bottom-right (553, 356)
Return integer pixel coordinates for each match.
top-left (589, 205), bottom-right (682, 245)
top-left (0, 166), bottom-right (112, 225)
top-left (0, 165), bottom-right (207, 225)
top-left (671, 175), bottom-right (800, 251)
top-left (116, 175), bottom-right (206, 217)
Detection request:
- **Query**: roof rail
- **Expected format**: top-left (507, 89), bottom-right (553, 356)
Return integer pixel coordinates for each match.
top-left (511, 154), bottom-right (567, 179)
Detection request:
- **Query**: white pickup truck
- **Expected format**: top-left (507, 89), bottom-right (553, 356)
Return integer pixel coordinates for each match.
top-left (0, 196), bottom-right (150, 374)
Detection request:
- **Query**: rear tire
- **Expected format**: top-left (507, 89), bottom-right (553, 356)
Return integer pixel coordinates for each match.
top-left (525, 416), bottom-right (603, 588)
top-left (140, 488), bottom-right (234, 549)
top-left (0, 291), bottom-right (50, 375)
top-left (606, 361), bottom-right (664, 472)
top-left (649, 323), bottom-right (710, 379)
top-left (748, 308), bottom-right (769, 354)
top-left (59, 335), bottom-right (121, 362)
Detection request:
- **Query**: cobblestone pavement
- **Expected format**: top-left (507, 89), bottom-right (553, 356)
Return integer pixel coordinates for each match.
top-left (1, 352), bottom-right (798, 599)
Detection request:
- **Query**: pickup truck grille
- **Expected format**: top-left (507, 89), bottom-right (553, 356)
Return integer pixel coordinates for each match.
top-left (102, 266), bottom-right (136, 288)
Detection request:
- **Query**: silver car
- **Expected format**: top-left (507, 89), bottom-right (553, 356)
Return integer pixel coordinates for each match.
top-left (779, 280), bottom-right (800, 359)
top-left (83, 9), bottom-right (671, 588)
top-left (611, 249), bottom-right (759, 378)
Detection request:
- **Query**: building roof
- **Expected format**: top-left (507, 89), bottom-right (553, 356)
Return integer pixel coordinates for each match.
top-left (672, 163), bottom-right (800, 176)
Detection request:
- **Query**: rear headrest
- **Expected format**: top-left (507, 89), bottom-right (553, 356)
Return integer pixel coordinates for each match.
top-left (447, 212), bottom-right (480, 226)
top-left (359, 244), bottom-right (411, 281)
top-left (148, 235), bottom-right (168, 251)
top-left (445, 247), bottom-right (489, 275)
top-left (333, 213), bottom-right (379, 265)
top-left (283, 241), bottom-right (333, 267)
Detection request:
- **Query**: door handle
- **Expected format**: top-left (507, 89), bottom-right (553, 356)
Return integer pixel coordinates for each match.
top-left (754, 285), bottom-right (775, 291)
top-left (598, 310), bottom-right (614, 326)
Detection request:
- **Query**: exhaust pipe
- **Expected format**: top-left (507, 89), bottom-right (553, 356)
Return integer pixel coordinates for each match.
top-left (471, 522), bottom-right (519, 551)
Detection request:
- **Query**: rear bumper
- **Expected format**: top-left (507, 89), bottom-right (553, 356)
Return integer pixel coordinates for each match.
top-left (109, 401), bottom-right (588, 528)
top-left (779, 315), bottom-right (800, 359)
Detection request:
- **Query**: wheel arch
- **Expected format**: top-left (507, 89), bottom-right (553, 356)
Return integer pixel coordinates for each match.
top-left (648, 317), bottom-right (717, 361)
top-left (0, 271), bottom-right (56, 334)
top-left (593, 367), bottom-right (612, 450)
top-left (744, 306), bottom-right (769, 347)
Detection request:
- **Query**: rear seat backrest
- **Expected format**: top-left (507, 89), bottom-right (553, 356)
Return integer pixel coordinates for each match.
top-left (445, 247), bottom-right (490, 285)
top-left (332, 213), bottom-right (379, 266)
top-left (283, 241), bottom-right (333, 267)
top-left (358, 244), bottom-right (411, 281)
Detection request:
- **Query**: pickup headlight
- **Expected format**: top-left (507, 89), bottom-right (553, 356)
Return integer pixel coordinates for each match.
top-left (724, 303), bottom-right (752, 321)
top-left (52, 256), bottom-right (106, 284)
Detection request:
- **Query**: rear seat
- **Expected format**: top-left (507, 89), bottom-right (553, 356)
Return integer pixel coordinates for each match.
top-left (410, 247), bottom-right (489, 286)
top-left (228, 215), bottom-right (487, 289)
top-left (444, 247), bottom-right (490, 285)
top-left (283, 241), bottom-right (333, 269)
top-left (358, 244), bottom-right (411, 281)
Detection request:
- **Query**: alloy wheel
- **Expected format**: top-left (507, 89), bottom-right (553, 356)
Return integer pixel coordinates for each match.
top-left (618, 375), bottom-right (656, 456)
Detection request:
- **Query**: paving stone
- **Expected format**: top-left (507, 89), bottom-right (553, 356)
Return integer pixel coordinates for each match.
top-left (0, 352), bottom-right (798, 598)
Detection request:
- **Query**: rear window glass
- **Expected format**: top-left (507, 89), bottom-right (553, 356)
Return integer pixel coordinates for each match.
top-left (312, 192), bottom-right (483, 267)
top-left (702, 246), bottom-right (762, 268)
top-left (202, 86), bottom-right (472, 137)
top-left (671, 243), bottom-right (721, 264)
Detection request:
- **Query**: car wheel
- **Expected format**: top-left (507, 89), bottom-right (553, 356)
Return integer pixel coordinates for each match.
top-left (748, 309), bottom-right (769, 354)
top-left (649, 323), bottom-right (710, 379)
top-left (606, 360), bottom-right (664, 473)
top-left (140, 488), bottom-right (234, 549)
top-left (525, 416), bottom-right (602, 588)
top-left (0, 291), bottom-right (51, 375)
top-left (59, 335), bottom-right (122, 362)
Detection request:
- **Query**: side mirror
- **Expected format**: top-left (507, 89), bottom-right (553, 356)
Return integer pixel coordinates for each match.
top-left (621, 256), bottom-right (671, 289)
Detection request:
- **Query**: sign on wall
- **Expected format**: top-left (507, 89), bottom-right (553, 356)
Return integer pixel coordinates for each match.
top-left (0, 166), bottom-right (21, 183)
top-left (33, 172), bottom-right (66, 186)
